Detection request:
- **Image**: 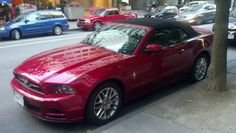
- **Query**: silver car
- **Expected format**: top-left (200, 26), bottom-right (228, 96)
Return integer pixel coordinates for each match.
top-left (175, 4), bottom-right (216, 25)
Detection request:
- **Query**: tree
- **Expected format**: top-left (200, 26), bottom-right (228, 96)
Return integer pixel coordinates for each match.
top-left (207, 0), bottom-right (231, 91)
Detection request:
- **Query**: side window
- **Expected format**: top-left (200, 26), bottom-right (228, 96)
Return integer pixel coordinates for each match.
top-left (26, 14), bottom-right (39, 22)
top-left (114, 10), bottom-right (119, 15)
top-left (106, 11), bottom-right (114, 16)
top-left (39, 13), bottom-right (52, 20)
top-left (51, 12), bottom-right (64, 18)
top-left (148, 28), bottom-right (188, 47)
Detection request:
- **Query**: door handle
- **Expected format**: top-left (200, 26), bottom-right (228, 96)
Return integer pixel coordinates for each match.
top-left (177, 48), bottom-right (185, 54)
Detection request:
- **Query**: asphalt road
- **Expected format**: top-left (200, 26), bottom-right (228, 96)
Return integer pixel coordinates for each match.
top-left (0, 25), bottom-right (235, 133)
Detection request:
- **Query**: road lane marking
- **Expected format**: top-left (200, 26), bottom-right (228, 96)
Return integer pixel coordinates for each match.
top-left (0, 35), bottom-right (88, 49)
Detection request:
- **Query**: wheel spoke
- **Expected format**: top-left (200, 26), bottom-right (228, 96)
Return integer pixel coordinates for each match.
top-left (94, 86), bottom-right (120, 120)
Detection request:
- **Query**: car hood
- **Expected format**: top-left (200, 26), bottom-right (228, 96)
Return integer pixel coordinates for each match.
top-left (178, 12), bottom-right (199, 17)
top-left (176, 12), bottom-right (200, 20)
top-left (15, 44), bottom-right (127, 83)
top-left (80, 15), bottom-right (102, 20)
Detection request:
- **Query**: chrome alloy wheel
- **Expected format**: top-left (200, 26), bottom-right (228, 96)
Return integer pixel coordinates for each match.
top-left (14, 30), bottom-right (20, 40)
top-left (93, 22), bottom-right (102, 30)
top-left (94, 87), bottom-right (119, 120)
top-left (194, 57), bottom-right (208, 80)
top-left (54, 26), bottom-right (62, 35)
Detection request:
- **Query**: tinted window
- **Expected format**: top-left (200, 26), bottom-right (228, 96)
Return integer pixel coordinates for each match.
top-left (81, 24), bottom-right (147, 55)
top-left (51, 12), bottom-right (65, 18)
top-left (230, 8), bottom-right (236, 18)
top-left (148, 28), bottom-right (188, 47)
top-left (106, 11), bottom-right (114, 15)
top-left (39, 13), bottom-right (52, 20)
top-left (114, 10), bottom-right (119, 15)
top-left (26, 13), bottom-right (39, 22)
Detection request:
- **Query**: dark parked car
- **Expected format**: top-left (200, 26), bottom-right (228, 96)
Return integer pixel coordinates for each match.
top-left (228, 8), bottom-right (236, 41)
top-left (144, 6), bottom-right (178, 20)
top-left (0, 10), bottom-right (69, 40)
top-left (175, 4), bottom-right (216, 25)
top-left (11, 18), bottom-right (213, 125)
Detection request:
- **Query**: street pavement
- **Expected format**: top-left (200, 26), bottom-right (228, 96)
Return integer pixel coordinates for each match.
top-left (0, 23), bottom-right (236, 133)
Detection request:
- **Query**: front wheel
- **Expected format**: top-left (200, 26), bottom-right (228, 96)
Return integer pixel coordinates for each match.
top-left (86, 82), bottom-right (122, 125)
top-left (189, 54), bottom-right (210, 83)
top-left (53, 26), bottom-right (62, 35)
top-left (11, 29), bottom-right (21, 40)
top-left (93, 21), bottom-right (102, 30)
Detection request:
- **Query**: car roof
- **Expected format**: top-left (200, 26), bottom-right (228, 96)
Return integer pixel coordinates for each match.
top-left (30, 10), bottom-right (64, 14)
top-left (115, 18), bottom-right (200, 37)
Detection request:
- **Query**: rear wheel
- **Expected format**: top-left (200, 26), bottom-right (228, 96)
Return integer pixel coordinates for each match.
top-left (53, 26), bottom-right (62, 35)
top-left (86, 82), bottom-right (122, 125)
top-left (189, 54), bottom-right (210, 82)
top-left (11, 29), bottom-right (21, 40)
top-left (93, 21), bottom-right (102, 30)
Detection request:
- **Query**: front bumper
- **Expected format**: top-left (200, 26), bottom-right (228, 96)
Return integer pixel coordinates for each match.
top-left (228, 30), bottom-right (236, 40)
top-left (77, 22), bottom-right (94, 29)
top-left (0, 30), bottom-right (10, 38)
top-left (11, 78), bottom-right (85, 122)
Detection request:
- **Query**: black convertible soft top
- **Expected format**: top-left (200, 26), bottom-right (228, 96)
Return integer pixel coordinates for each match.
top-left (114, 18), bottom-right (200, 38)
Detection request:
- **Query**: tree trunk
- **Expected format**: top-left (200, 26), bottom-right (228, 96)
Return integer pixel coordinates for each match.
top-left (207, 0), bottom-right (231, 91)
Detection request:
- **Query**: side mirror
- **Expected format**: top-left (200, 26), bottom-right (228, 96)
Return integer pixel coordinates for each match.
top-left (144, 44), bottom-right (162, 53)
top-left (24, 19), bottom-right (29, 23)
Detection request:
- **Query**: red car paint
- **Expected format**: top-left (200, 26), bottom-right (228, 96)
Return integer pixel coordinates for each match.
top-left (77, 8), bottom-right (137, 29)
top-left (11, 22), bottom-right (213, 122)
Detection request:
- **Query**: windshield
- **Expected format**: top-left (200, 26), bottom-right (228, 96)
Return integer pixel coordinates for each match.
top-left (81, 24), bottom-right (147, 55)
top-left (92, 9), bottom-right (106, 16)
top-left (186, 4), bottom-right (203, 12)
top-left (230, 8), bottom-right (236, 18)
top-left (154, 6), bottom-right (166, 14)
top-left (12, 14), bottom-right (26, 22)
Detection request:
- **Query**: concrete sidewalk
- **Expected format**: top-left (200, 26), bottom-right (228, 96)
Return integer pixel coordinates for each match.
top-left (93, 59), bottom-right (236, 133)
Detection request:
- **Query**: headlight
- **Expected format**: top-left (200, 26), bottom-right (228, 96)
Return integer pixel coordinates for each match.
top-left (0, 26), bottom-right (5, 31)
top-left (52, 85), bottom-right (75, 94)
top-left (84, 19), bottom-right (91, 23)
top-left (174, 16), bottom-right (179, 19)
top-left (228, 23), bottom-right (236, 30)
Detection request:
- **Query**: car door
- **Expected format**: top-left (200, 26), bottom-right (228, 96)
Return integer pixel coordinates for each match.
top-left (203, 5), bottom-right (216, 22)
top-left (37, 12), bottom-right (53, 33)
top-left (147, 27), bottom-right (192, 83)
top-left (103, 10), bottom-right (114, 23)
top-left (21, 13), bottom-right (42, 35)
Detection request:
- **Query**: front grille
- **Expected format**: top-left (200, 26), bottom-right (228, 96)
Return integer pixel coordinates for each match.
top-left (14, 73), bottom-right (43, 93)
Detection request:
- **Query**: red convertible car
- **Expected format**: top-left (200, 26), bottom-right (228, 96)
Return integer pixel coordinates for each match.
top-left (11, 18), bottom-right (213, 125)
top-left (77, 8), bottom-right (137, 30)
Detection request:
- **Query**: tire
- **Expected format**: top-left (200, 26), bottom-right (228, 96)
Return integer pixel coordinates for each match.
top-left (53, 26), bottom-right (62, 35)
top-left (11, 29), bottom-right (21, 40)
top-left (93, 21), bottom-right (102, 30)
top-left (189, 54), bottom-right (210, 83)
top-left (86, 82), bottom-right (122, 125)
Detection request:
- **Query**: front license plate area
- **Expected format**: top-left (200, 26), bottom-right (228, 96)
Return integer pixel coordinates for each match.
top-left (14, 91), bottom-right (24, 107)
top-left (228, 33), bottom-right (234, 40)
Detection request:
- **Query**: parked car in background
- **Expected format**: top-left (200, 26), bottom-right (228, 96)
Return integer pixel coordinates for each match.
top-left (0, 10), bottom-right (69, 40)
top-left (144, 5), bottom-right (178, 20)
top-left (179, 1), bottom-right (208, 13)
top-left (212, 8), bottom-right (236, 41)
top-left (11, 18), bottom-right (213, 125)
top-left (175, 4), bottom-right (216, 25)
top-left (77, 8), bottom-right (137, 30)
